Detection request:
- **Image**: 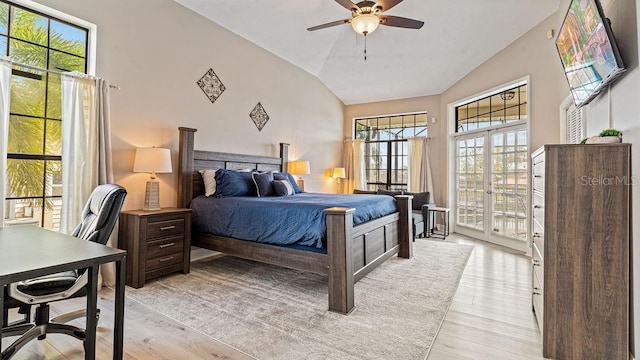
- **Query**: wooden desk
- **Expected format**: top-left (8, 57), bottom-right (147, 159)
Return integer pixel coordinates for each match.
top-left (0, 226), bottom-right (127, 360)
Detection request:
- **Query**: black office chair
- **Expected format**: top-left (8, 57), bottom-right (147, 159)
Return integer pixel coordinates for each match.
top-left (1, 184), bottom-right (127, 359)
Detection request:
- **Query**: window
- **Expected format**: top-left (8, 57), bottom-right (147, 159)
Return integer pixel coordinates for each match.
top-left (455, 84), bottom-right (528, 133)
top-left (354, 113), bottom-right (428, 191)
top-left (1, 0), bottom-right (88, 230)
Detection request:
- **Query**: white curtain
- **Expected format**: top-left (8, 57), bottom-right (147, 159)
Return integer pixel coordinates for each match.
top-left (408, 137), bottom-right (434, 196)
top-left (0, 58), bottom-right (11, 227)
top-left (61, 74), bottom-right (114, 284)
top-left (343, 139), bottom-right (366, 194)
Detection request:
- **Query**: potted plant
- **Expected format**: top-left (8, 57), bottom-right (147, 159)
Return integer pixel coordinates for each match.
top-left (584, 128), bottom-right (623, 144)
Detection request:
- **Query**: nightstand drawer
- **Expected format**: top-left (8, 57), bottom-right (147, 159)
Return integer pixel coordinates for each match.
top-left (146, 252), bottom-right (183, 270)
top-left (147, 236), bottom-right (184, 259)
top-left (147, 218), bottom-right (185, 239)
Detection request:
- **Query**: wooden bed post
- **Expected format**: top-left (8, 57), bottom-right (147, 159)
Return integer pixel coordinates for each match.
top-left (178, 127), bottom-right (197, 208)
top-left (325, 207), bottom-right (355, 314)
top-left (279, 143), bottom-right (289, 172)
top-left (395, 195), bottom-right (413, 259)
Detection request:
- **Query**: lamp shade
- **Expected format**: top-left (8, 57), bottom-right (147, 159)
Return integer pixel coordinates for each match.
top-left (351, 14), bottom-right (380, 35)
top-left (133, 147), bottom-right (172, 174)
top-left (288, 160), bottom-right (311, 175)
top-left (332, 167), bottom-right (346, 179)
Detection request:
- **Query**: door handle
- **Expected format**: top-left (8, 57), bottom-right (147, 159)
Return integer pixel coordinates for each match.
top-left (486, 190), bottom-right (492, 194)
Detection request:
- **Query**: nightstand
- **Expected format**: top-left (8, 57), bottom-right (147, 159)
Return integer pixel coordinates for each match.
top-left (118, 208), bottom-right (192, 288)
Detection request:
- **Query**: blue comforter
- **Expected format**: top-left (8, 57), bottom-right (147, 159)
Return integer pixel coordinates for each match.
top-left (190, 193), bottom-right (397, 249)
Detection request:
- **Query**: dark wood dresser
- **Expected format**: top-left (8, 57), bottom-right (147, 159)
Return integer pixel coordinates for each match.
top-left (531, 144), bottom-right (630, 360)
top-left (118, 208), bottom-right (192, 288)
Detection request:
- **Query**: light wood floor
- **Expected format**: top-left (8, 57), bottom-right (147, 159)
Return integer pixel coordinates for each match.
top-left (3, 234), bottom-right (543, 359)
top-left (428, 234), bottom-right (544, 360)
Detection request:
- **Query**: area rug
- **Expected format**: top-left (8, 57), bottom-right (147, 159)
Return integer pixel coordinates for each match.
top-left (127, 240), bottom-right (474, 360)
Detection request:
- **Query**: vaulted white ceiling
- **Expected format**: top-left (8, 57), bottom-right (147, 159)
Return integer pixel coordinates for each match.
top-left (174, 0), bottom-right (561, 105)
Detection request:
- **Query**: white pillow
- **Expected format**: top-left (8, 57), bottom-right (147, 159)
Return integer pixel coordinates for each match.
top-left (199, 169), bottom-right (218, 197)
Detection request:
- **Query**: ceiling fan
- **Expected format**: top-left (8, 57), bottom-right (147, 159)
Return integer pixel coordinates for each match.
top-left (307, 0), bottom-right (424, 36)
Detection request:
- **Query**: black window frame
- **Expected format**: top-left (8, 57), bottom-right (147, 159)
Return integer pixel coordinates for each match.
top-left (455, 84), bottom-right (528, 133)
top-left (354, 112), bottom-right (428, 191)
top-left (2, 0), bottom-right (89, 228)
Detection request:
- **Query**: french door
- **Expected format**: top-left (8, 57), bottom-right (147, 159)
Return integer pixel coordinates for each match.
top-left (454, 123), bottom-right (529, 251)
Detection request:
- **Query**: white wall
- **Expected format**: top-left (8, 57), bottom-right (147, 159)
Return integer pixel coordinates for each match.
top-left (32, 0), bottom-right (345, 210)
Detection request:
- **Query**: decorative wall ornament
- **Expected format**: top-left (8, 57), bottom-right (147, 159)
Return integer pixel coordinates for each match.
top-left (250, 102), bottom-right (269, 131)
top-left (197, 68), bottom-right (226, 103)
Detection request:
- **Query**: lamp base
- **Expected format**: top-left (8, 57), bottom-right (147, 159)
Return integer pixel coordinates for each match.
top-left (143, 180), bottom-right (161, 211)
top-left (296, 177), bottom-right (305, 191)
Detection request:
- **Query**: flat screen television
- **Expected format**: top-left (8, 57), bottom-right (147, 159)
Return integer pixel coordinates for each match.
top-left (556, 0), bottom-right (625, 108)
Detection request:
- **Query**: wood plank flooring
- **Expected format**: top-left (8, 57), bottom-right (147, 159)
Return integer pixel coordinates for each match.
top-left (2, 234), bottom-right (544, 359)
top-left (427, 234), bottom-right (544, 360)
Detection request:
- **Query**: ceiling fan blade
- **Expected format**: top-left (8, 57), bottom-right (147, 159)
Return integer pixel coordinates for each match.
top-left (307, 19), bottom-right (350, 31)
top-left (334, 0), bottom-right (359, 11)
top-left (380, 15), bottom-right (424, 29)
top-left (374, 0), bottom-right (404, 12)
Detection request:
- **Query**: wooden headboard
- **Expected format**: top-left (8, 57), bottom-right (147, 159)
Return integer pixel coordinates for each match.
top-left (177, 127), bottom-right (290, 208)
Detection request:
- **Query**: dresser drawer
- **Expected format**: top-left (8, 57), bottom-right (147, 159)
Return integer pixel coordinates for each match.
top-left (532, 269), bottom-right (544, 333)
top-left (147, 217), bottom-right (185, 240)
top-left (532, 203), bottom-right (544, 230)
top-left (532, 242), bottom-right (544, 289)
top-left (146, 252), bottom-right (183, 270)
top-left (532, 219), bottom-right (544, 255)
top-left (147, 236), bottom-right (184, 259)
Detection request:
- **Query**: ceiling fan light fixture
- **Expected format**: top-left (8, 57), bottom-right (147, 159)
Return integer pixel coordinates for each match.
top-left (351, 14), bottom-right (380, 35)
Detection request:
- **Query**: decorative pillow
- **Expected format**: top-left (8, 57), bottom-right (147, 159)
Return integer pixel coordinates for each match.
top-left (252, 171), bottom-right (274, 197)
top-left (405, 191), bottom-right (431, 210)
top-left (273, 172), bottom-right (303, 193)
top-left (376, 189), bottom-right (402, 197)
top-left (353, 189), bottom-right (377, 194)
top-left (214, 169), bottom-right (257, 197)
top-left (199, 169), bottom-right (218, 197)
top-left (272, 179), bottom-right (294, 196)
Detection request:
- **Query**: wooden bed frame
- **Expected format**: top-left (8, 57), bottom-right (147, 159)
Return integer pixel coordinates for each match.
top-left (177, 127), bottom-right (413, 314)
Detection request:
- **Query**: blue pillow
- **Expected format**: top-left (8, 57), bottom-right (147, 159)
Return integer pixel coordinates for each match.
top-left (252, 171), bottom-right (274, 197)
top-left (214, 169), bottom-right (257, 197)
top-left (272, 179), bottom-right (294, 196)
top-left (273, 172), bottom-right (303, 193)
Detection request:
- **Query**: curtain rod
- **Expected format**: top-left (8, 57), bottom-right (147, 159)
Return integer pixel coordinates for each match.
top-left (7, 60), bottom-right (120, 90)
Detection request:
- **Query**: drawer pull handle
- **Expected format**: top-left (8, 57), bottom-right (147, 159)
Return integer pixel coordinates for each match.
top-left (159, 242), bottom-right (175, 249)
top-left (533, 291), bottom-right (541, 296)
top-left (533, 259), bottom-right (540, 266)
top-left (160, 225), bottom-right (176, 231)
top-left (533, 205), bottom-right (541, 209)
top-left (159, 256), bottom-right (174, 263)
top-left (533, 175), bottom-right (542, 178)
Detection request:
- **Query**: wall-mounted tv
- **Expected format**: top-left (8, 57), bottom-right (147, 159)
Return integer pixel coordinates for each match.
top-left (556, 0), bottom-right (625, 108)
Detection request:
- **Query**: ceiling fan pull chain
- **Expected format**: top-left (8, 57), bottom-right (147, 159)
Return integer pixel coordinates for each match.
top-left (364, 33), bottom-right (367, 60)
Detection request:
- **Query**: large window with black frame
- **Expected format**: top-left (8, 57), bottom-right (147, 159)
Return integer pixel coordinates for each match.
top-left (0, 1), bottom-right (88, 230)
top-left (455, 84), bottom-right (527, 133)
top-left (354, 112), bottom-right (428, 191)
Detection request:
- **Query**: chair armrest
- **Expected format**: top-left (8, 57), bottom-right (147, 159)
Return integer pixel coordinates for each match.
top-left (421, 203), bottom-right (436, 218)
top-left (8, 271), bottom-right (88, 305)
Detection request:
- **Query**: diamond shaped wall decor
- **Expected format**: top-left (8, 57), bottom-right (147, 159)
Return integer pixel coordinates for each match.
top-left (197, 68), bottom-right (226, 103)
top-left (249, 102), bottom-right (269, 132)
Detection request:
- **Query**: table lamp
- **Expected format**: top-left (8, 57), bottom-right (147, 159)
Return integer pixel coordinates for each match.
top-left (332, 167), bottom-right (346, 184)
top-left (288, 160), bottom-right (310, 191)
top-left (133, 147), bottom-right (172, 211)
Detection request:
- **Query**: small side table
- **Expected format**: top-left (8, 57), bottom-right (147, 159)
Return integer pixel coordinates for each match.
top-left (426, 207), bottom-right (450, 239)
top-left (118, 208), bottom-right (192, 288)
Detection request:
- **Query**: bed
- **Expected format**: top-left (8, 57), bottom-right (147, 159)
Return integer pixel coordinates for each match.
top-left (177, 127), bottom-right (413, 314)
